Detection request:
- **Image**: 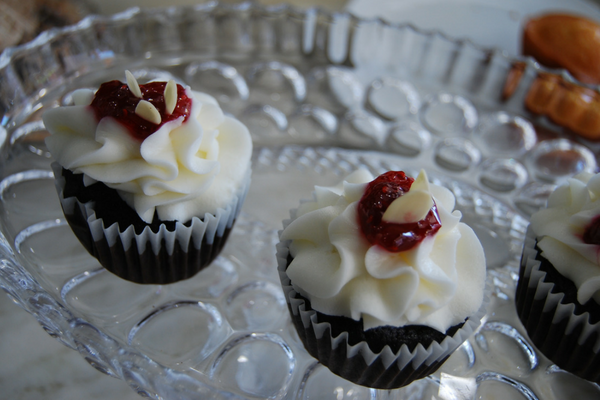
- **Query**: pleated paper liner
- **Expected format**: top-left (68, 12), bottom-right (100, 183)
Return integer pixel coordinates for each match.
top-left (53, 162), bottom-right (251, 284)
top-left (276, 234), bottom-right (490, 389)
top-left (516, 226), bottom-right (600, 383)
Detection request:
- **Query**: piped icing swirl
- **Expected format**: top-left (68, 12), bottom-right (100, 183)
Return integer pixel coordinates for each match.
top-left (43, 73), bottom-right (252, 223)
top-left (280, 169), bottom-right (486, 332)
top-left (530, 172), bottom-right (600, 304)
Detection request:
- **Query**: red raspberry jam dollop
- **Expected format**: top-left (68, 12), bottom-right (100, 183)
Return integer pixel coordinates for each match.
top-left (90, 80), bottom-right (192, 141)
top-left (357, 171), bottom-right (442, 252)
top-left (583, 215), bottom-right (600, 245)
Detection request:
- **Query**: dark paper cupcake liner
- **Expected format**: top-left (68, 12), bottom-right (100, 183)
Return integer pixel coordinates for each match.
top-left (276, 237), bottom-right (489, 389)
top-left (516, 226), bottom-right (600, 383)
top-left (53, 162), bottom-right (250, 285)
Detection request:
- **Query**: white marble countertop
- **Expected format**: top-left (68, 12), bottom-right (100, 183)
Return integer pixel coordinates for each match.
top-left (0, 292), bottom-right (140, 400)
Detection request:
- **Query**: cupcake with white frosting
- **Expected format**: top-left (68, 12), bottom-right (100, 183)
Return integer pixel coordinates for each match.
top-left (516, 172), bottom-right (600, 383)
top-left (276, 169), bottom-right (487, 389)
top-left (43, 71), bottom-right (252, 284)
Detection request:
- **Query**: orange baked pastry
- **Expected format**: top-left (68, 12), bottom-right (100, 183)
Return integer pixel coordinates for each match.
top-left (523, 13), bottom-right (600, 85)
top-left (502, 13), bottom-right (600, 141)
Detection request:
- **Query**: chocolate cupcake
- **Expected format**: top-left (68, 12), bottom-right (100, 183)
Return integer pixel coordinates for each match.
top-left (43, 71), bottom-right (252, 284)
top-left (516, 172), bottom-right (600, 383)
top-left (277, 169), bottom-right (488, 389)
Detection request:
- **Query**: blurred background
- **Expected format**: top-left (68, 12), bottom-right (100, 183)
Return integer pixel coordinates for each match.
top-left (0, 0), bottom-right (346, 52)
top-left (4, 0), bottom-right (600, 56)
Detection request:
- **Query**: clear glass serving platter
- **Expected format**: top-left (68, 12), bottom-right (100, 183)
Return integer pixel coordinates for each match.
top-left (1, 2), bottom-right (600, 399)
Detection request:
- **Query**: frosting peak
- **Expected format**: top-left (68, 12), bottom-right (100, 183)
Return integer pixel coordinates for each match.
top-left (43, 74), bottom-right (252, 224)
top-left (281, 170), bottom-right (486, 332)
top-left (531, 172), bottom-right (600, 304)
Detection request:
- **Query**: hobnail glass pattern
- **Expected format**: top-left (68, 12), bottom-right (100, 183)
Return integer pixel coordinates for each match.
top-left (1, 3), bottom-right (599, 399)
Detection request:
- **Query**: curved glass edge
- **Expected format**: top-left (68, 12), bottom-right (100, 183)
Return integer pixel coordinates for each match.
top-left (0, 233), bottom-right (246, 399)
top-left (0, 1), bottom-right (599, 147)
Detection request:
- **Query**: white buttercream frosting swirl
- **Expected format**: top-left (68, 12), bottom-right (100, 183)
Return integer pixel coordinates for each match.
top-left (280, 169), bottom-right (486, 332)
top-left (530, 172), bottom-right (600, 304)
top-left (43, 86), bottom-right (252, 223)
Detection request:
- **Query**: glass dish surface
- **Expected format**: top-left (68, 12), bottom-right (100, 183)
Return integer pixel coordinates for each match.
top-left (1, 3), bottom-right (599, 399)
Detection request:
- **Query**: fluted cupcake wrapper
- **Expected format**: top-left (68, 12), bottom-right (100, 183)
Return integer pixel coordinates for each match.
top-left (276, 230), bottom-right (490, 389)
top-left (52, 162), bottom-right (251, 285)
top-left (516, 226), bottom-right (600, 383)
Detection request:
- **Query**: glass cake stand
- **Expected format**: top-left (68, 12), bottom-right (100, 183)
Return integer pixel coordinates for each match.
top-left (1, 2), bottom-right (599, 399)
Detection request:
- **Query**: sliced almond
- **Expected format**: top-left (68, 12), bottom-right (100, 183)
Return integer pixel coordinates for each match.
top-left (411, 170), bottom-right (431, 192)
top-left (164, 79), bottom-right (177, 115)
top-left (135, 100), bottom-right (161, 124)
top-left (382, 190), bottom-right (434, 224)
top-left (125, 70), bottom-right (142, 98)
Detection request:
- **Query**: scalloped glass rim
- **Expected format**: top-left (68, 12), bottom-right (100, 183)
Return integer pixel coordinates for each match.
top-left (1, 1), bottom-right (599, 122)
top-left (0, 2), bottom-right (599, 399)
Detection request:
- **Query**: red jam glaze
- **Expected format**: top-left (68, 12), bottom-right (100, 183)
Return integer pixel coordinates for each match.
top-left (90, 80), bottom-right (192, 141)
top-left (583, 215), bottom-right (600, 245)
top-left (357, 171), bottom-right (442, 252)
